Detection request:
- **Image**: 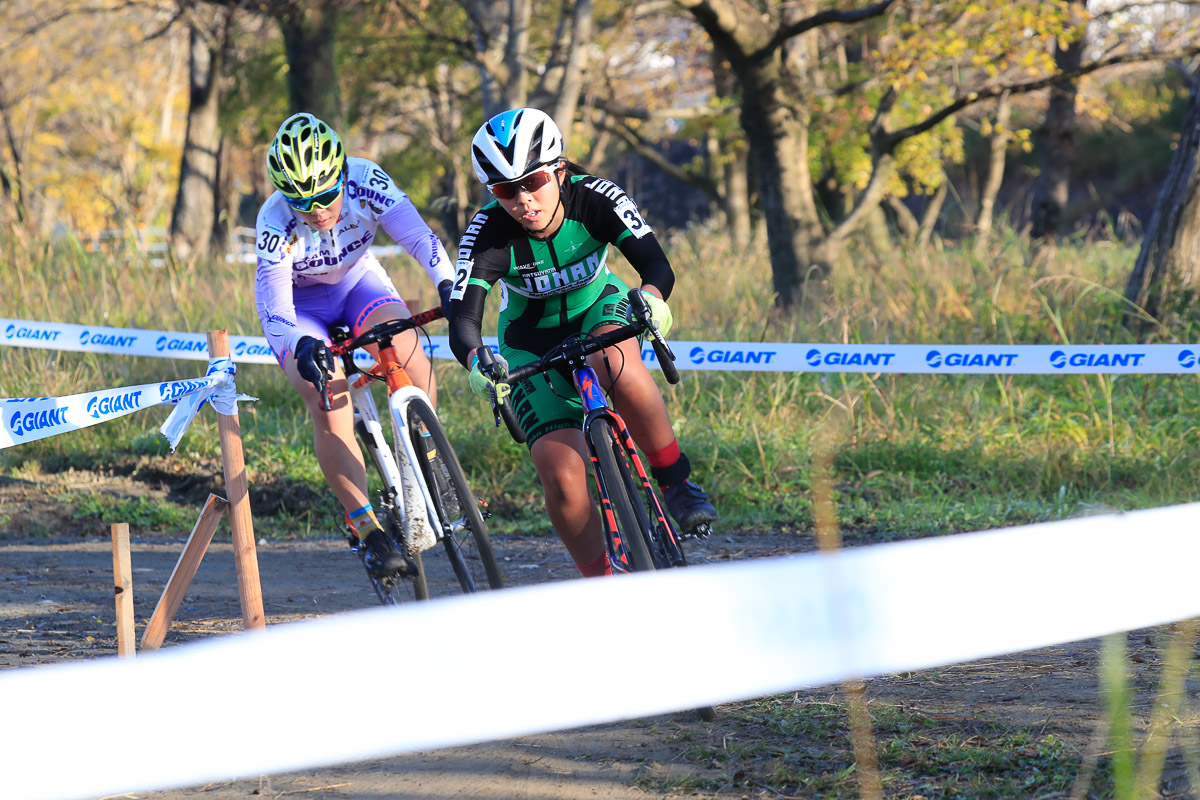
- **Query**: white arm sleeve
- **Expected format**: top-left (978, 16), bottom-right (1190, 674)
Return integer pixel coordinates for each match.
top-left (379, 201), bottom-right (455, 287)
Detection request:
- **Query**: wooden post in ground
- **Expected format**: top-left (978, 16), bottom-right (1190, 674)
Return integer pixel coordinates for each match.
top-left (141, 494), bottom-right (229, 651)
top-left (111, 522), bottom-right (135, 658)
top-left (207, 329), bottom-right (266, 631)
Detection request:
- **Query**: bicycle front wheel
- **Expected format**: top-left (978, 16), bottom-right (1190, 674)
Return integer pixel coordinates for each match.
top-left (373, 501), bottom-right (430, 604)
top-left (354, 419), bottom-right (430, 605)
top-left (587, 417), bottom-right (655, 573)
top-left (407, 399), bottom-right (504, 594)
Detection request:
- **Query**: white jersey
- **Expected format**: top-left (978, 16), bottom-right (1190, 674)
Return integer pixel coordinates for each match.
top-left (254, 156), bottom-right (453, 354)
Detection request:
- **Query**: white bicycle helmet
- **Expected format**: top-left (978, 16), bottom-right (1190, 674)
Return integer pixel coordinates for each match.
top-left (470, 108), bottom-right (564, 185)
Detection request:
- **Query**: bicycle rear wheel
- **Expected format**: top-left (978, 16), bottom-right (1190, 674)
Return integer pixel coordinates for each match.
top-left (407, 398), bottom-right (504, 594)
top-left (587, 417), bottom-right (656, 573)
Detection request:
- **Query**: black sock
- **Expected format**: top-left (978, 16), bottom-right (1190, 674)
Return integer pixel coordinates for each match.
top-left (651, 452), bottom-right (691, 488)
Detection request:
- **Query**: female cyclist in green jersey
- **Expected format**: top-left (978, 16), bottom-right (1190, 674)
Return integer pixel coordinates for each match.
top-left (448, 107), bottom-right (717, 578)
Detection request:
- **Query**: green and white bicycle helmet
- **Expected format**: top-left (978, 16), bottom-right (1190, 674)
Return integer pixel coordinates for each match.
top-left (471, 107), bottom-right (564, 185)
top-left (266, 112), bottom-right (346, 199)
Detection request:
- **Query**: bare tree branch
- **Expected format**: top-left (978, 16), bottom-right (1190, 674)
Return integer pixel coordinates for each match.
top-left (592, 112), bottom-right (719, 198)
top-left (385, 0), bottom-right (476, 59)
top-left (755, 0), bottom-right (899, 60)
top-left (881, 47), bottom-right (1200, 152)
top-left (1091, 0), bottom-right (1200, 21)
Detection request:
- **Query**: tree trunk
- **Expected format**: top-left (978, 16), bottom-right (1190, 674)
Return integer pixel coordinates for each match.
top-left (680, 0), bottom-right (897, 309)
top-left (459, 0), bottom-right (530, 118)
top-left (917, 180), bottom-right (949, 248)
top-left (886, 195), bottom-right (920, 241)
top-left (0, 74), bottom-right (26, 225)
top-left (1030, 0), bottom-right (1087, 240)
top-left (530, 0), bottom-right (594, 148)
top-left (279, 1), bottom-right (341, 126)
top-left (738, 60), bottom-right (825, 307)
top-left (974, 91), bottom-right (1011, 258)
top-left (711, 50), bottom-right (751, 249)
top-left (1124, 73), bottom-right (1200, 333)
top-left (170, 16), bottom-right (228, 262)
top-left (430, 62), bottom-right (470, 241)
top-left (723, 143), bottom-right (752, 250)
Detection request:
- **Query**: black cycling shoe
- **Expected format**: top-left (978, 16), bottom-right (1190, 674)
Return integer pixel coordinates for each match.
top-left (663, 480), bottom-right (718, 538)
top-left (360, 526), bottom-right (411, 580)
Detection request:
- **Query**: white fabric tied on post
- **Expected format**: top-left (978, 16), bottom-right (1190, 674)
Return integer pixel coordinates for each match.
top-left (160, 357), bottom-right (256, 451)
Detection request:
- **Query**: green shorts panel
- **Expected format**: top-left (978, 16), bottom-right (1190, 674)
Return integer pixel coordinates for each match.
top-left (499, 273), bottom-right (639, 446)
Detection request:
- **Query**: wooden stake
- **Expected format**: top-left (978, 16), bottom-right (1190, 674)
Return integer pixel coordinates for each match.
top-left (141, 494), bottom-right (229, 651)
top-left (111, 522), bottom-right (135, 658)
top-left (207, 330), bottom-right (266, 631)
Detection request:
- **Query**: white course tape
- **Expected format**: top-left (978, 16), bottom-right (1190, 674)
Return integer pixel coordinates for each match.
top-left (0, 362), bottom-right (251, 449)
top-left (5, 502), bottom-right (1200, 800)
top-left (6, 318), bottom-right (1200, 373)
top-left (159, 358), bottom-right (255, 450)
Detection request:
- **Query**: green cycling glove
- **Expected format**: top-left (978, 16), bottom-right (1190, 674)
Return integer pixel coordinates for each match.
top-left (640, 290), bottom-right (673, 337)
top-left (468, 353), bottom-right (512, 404)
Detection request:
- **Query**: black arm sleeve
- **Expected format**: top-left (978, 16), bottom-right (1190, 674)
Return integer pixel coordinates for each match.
top-left (448, 282), bottom-right (489, 367)
top-left (617, 233), bottom-right (676, 300)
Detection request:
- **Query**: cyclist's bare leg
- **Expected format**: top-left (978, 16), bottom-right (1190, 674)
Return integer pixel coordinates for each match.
top-left (530, 429), bottom-right (605, 564)
top-left (588, 329), bottom-right (675, 453)
top-left (360, 304), bottom-right (438, 407)
top-left (284, 356), bottom-right (371, 512)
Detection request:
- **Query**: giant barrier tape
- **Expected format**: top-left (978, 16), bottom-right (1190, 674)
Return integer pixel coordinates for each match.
top-left (5, 501), bottom-right (1200, 800)
top-left (5, 318), bottom-right (1200, 373)
top-left (0, 358), bottom-right (252, 449)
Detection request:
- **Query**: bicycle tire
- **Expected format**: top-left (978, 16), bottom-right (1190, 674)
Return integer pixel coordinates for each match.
top-left (407, 398), bottom-right (504, 593)
top-left (587, 417), bottom-right (656, 573)
top-left (354, 419), bottom-right (430, 603)
top-left (612, 440), bottom-right (681, 570)
top-left (373, 500), bottom-right (430, 603)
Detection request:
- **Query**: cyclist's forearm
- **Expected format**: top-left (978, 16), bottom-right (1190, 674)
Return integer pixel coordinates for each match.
top-left (449, 316), bottom-right (484, 367)
top-left (618, 234), bottom-right (675, 300)
top-left (449, 284), bottom-right (489, 366)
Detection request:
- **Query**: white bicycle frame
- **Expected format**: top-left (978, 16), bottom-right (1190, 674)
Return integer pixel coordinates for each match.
top-left (347, 374), bottom-right (442, 552)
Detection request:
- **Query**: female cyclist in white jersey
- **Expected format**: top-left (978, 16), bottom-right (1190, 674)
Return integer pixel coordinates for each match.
top-left (254, 112), bottom-right (455, 579)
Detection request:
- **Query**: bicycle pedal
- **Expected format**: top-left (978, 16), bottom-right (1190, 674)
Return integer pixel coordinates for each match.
top-left (681, 522), bottom-right (713, 541)
top-left (477, 497), bottom-right (491, 519)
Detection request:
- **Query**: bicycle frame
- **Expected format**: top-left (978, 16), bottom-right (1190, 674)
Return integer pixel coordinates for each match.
top-left (574, 364), bottom-right (685, 573)
top-left (345, 342), bottom-right (443, 549)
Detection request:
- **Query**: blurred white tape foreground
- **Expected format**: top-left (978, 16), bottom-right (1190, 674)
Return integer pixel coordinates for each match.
top-left (6, 502), bottom-right (1200, 800)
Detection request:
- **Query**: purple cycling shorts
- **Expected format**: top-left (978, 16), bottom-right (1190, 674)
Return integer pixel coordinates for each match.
top-left (265, 259), bottom-right (407, 366)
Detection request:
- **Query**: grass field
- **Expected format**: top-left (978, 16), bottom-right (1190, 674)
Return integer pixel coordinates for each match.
top-left (3, 225), bottom-right (1199, 797)
top-left (2, 224), bottom-right (1198, 540)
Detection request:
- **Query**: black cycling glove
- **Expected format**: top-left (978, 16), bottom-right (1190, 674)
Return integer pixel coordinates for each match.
top-left (294, 336), bottom-right (332, 392)
top-left (437, 278), bottom-right (454, 323)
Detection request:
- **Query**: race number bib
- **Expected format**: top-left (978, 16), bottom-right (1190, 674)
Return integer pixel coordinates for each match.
top-left (614, 198), bottom-right (652, 239)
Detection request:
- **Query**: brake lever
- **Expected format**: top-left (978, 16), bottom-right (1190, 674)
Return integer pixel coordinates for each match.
top-left (631, 298), bottom-right (676, 363)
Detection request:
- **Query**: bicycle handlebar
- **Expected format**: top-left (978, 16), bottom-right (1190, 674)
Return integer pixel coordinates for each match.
top-left (316, 307), bottom-right (445, 411)
top-left (477, 289), bottom-right (679, 443)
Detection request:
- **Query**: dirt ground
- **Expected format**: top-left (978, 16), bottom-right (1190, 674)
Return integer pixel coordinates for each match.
top-left (1, 470), bottom-right (1195, 799)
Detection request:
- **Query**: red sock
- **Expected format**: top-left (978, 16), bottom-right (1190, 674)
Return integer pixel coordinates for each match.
top-left (575, 552), bottom-right (613, 578)
top-left (646, 440), bottom-right (681, 470)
